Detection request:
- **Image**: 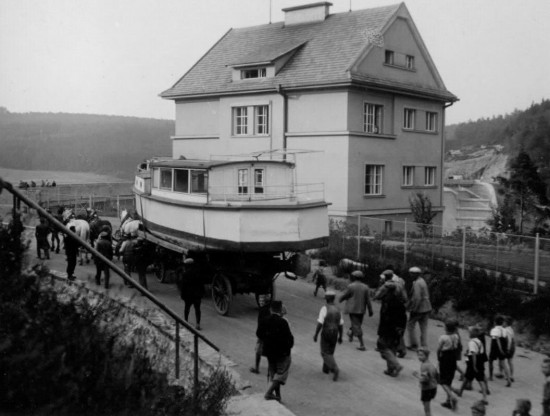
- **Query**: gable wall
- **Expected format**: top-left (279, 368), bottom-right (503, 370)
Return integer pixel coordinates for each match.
top-left (356, 17), bottom-right (439, 90)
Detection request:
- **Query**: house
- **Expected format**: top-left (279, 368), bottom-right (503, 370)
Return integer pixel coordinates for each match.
top-left (160, 2), bottom-right (458, 228)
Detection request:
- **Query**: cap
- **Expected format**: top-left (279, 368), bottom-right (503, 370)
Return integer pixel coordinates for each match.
top-left (470, 400), bottom-right (486, 413)
top-left (325, 290), bottom-right (336, 298)
top-left (409, 266), bottom-right (422, 273)
top-left (183, 258), bottom-right (194, 264)
top-left (99, 231), bottom-right (109, 238)
top-left (381, 269), bottom-right (393, 276)
top-left (351, 270), bottom-right (364, 279)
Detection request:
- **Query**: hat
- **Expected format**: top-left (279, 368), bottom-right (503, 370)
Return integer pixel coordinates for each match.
top-left (381, 269), bottom-right (393, 276)
top-left (184, 258), bottom-right (194, 264)
top-left (325, 290), bottom-right (336, 298)
top-left (409, 266), bottom-right (421, 273)
top-left (99, 231), bottom-right (109, 239)
top-left (351, 270), bottom-right (364, 279)
top-left (470, 400), bottom-right (486, 413)
top-left (270, 300), bottom-right (283, 314)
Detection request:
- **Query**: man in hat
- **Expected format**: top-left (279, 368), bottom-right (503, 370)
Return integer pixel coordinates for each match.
top-left (259, 300), bottom-right (294, 401)
top-left (176, 257), bottom-right (204, 330)
top-left (339, 270), bottom-right (373, 351)
top-left (314, 290), bottom-right (343, 381)
top-left (94, 231), bottom-right (113, 289)
top-left (406, 266), bottom-right (432, 350)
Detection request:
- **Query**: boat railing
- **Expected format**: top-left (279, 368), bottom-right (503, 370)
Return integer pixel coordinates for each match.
top-left (208, 183), bottom-right (325, 204)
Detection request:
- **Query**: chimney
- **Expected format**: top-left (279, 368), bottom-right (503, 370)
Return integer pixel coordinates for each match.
top-left (282, 2), bottom-right (332, 26)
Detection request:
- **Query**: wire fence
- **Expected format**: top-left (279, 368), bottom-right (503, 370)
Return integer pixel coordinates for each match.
top-left (326, 215), bottom-right (550, 293)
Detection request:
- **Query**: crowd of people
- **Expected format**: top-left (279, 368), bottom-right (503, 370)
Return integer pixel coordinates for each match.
top-left (19, 179), bottom-right (57, 188)
top-left (251, 261), bottom-right (549, 416)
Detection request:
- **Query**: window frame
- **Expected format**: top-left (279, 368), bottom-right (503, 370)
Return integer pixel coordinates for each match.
top-left (424, 166), bottom-right (436, 186)
top-left (363, 103), bottom-right (383, 134)
top-left (240, 67), bottom-right (267, 79)
top-left (425, 111), bottom-right (438, 132)
top-left (384, 50), bottom-right (394, 65)
top-left (404, 108), bottom-right (416, 130)
top-left (233, 106), bottom-right (249, 136)
top-left (364, 164), bottom-right (384, 196)
top-left (159, 168), bottom-right (173, 190)
top-left (232, 105), bottom-right (270, 136)
top-left (254, 105), bottom-right (269, 135)
top-left (402, 166), bottom-right (415, 186)
top-left (406, 55), bottom-right (415, 70)
top-left (254, 168), bottom-right (265, 194)
top-left (238, 168), bottom-right (249, 195)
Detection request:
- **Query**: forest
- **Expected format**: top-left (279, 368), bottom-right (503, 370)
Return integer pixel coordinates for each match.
top-left (446, 99), bottom-right (550, 188)
top-left (0, 108), bottom-right (173, 180)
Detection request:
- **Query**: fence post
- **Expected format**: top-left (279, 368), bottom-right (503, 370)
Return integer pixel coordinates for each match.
top-left (357, 215), bottom-right (361, 260)
top-left (175, 321), bottom-right (180, 379)
top-left (404, 218), bottom-right (408, 267)
top-left (534, 233), bottom-right (540, 295)
top-left (117, 195), bottom-right (120, 219)
top-left (461, 226), bottom-right (466, 279)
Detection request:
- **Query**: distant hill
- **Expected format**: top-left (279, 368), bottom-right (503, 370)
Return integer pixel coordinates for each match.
top-left (445, 99), bottom-right (550, 185)
top-left (0, 109), bottom-right (174, 180)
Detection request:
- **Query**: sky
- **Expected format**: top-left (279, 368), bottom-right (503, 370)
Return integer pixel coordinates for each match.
top-left (1, 0), bottom-right (549, 125)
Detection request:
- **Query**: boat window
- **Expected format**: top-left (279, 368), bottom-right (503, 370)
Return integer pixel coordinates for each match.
top-left (238, 169), bottom-right (248, 194)
top-left (254, 168), bottom-right (264, 194)
top-left (174, 169), bottom-right (189, 193)
top-left (160, 168), bottom-right (172, 190)
top-left (153, 168), bottom-right (160, 188)
top-left (191, 170), bottom-right (208, 193)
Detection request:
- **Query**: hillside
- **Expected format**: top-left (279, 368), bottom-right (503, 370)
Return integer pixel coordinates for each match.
top-left (0, 109), bottom-right (173, 180)
top-left (445, 99), bottom-right (550, 185)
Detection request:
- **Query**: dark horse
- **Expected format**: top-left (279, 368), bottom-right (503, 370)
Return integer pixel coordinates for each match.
top-left (72, 208), bottom-right (112, 247)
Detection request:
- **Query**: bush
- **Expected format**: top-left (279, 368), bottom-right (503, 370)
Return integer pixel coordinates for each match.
top-left (0, 213), bottom-right (235, 416)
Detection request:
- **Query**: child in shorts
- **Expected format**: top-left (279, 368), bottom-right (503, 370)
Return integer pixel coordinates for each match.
top-left (413, 347), bottom-right (439, 416)
top-left (312, 260), bottom-right (328, 297)
top-left (457, 325), bottom-right (489, 404)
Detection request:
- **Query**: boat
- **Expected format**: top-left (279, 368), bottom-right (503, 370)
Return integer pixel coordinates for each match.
top-left (133, 151), bottom-right (329, 254)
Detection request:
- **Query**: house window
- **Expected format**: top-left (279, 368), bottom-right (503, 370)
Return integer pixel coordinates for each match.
top-left (363, 103), bottom-right (383, 134)
top-left (406, 55), bottom-right (415, 69)
top-left (254, 169), bottom-right (264, 193)
top-left (232, 105), bottom-right (269, 136)
top-left (255, 106), bottom-right (269, 135)
top-left (241, 67), bottom-right (267, 79)
top-left (233, 107), bottom-right (248, 135)
top-left (365, 164), bottom-right (383, 195)
top-left (191, 170), bottom-right (208, 193)
top-left (238, 169), bottom-right (249, 194)
top-left (403, 166), bottom-right (414, 186)
top-left (159, 168), bottom-right (172, 190)
top-left (426, 112), bottom-right (438, 132)
top-left (174, 169), bottom-right (189, 193)
top-left (404, 108), bottom-right (416, 130)
top-left (425, 167), bottom-right (436, 186)
top-left (384, 50), bottom-right (394, 65)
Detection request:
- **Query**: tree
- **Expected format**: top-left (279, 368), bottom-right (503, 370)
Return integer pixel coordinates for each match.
top-left (486, 192), bottom-right (517, 233)
top-left (494, 149), bottom-right (548, 234)
top-left (409, 192), bottom-right (437, 236)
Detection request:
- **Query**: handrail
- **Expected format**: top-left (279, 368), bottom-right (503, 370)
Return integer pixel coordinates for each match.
top-left (0, 177), bottom-right (219, 396)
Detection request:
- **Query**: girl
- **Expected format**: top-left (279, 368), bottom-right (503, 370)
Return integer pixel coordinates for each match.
top-left (437, 318), bottom-right (460, 410)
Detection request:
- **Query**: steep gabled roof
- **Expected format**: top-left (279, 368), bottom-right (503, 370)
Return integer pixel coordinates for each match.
top-left (161, 3), bottom-right (456, 102)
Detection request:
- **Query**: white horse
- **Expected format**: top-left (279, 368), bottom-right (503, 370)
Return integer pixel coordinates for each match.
top-left (119, 209), bottom-right (141, 237)
top-left (63, 209), bottom-right (91, 265)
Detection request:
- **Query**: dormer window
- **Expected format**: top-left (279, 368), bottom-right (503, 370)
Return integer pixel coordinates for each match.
top-left (384, 50), bottom-right (394, 65)
top-left (406, 55), bottom-right (415, 70)
top-left (241, 67), bottom-right (267, 79)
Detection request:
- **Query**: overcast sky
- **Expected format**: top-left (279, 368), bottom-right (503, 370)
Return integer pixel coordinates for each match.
top-left (1, 0), bottom-right (549, 125)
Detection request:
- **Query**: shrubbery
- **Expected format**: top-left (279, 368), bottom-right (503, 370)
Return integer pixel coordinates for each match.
top-left (0, 214), bottom-right (235, 415)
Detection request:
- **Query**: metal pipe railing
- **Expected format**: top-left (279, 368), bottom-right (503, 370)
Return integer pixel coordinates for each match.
top-left (0, 177), bottom-right (219, 396)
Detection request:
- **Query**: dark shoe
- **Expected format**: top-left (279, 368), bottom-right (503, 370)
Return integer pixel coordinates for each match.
top-left (332, 368), bottom-right (339, 381)
top-left (249, 367), bottom-right (259, 374)
top-left (506, 380), bottom-right (511, 387)
top-left (357, 346), bottom-right (366, 351)
top-left (451, 398), bottom-right (458, 411)
top-left (495, 373), bottom-right (503, 379)
top-left (322, 364), bottom-right (329, 374)
top-left (264, 394), bottom-right (278, 401)
top-left (481, 400), bottom-right (488, 405)
top-left (393, 365), bottom-right (403, 377)
top-left (511, 377), bottom-right (515, 382)
top-left (196, 324), bottom-right (201, 331)
top-left (441, 402), bottom-right (452, 409)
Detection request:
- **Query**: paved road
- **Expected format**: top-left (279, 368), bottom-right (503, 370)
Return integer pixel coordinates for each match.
top-left (33, 243), bottom-right (547, 416)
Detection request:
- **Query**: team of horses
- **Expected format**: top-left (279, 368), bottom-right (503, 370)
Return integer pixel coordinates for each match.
top-left (57, 207), bottom-right (141, 265)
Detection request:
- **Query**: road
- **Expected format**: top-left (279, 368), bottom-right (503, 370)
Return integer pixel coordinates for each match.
top-left (32, 243), bottom-right (546, 416)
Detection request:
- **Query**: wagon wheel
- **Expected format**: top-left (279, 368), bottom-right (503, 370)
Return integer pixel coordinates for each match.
top-left (155, 262), bottom-right (168, 283)
top-left (255, 279), bottom-right (277, 308)
top-left (212, 273), bottom-right (232, 316)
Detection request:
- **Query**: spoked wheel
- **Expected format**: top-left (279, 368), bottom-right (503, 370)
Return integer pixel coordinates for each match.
top-left (155, 262), bottom-right (168, 283)
top-left (212, 273), bottom-right (232, 316)
top-left (255, 279), bottom-right (277, 308)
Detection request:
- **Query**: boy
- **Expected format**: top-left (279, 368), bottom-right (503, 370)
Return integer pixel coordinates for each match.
top-left (312, 260), bottom-right (328, 297)
top-left (488, 315), bottom-right (511, 386)
top-left (413, 347), bottom-right (438, 416)
top-left (457, 326), bottom-right (489, 404)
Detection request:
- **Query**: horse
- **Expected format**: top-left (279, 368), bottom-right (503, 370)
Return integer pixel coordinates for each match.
top-left (62, 208), bottom-right (91, 265)
top-left (119, 209), bottom-right (141, 238)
